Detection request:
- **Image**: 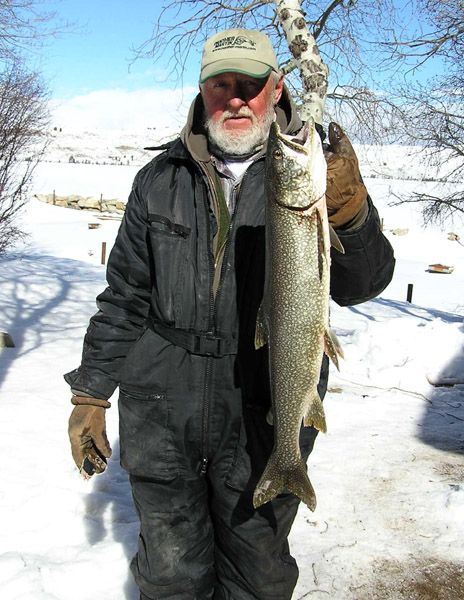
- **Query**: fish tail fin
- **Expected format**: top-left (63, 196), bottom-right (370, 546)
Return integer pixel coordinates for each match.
top-left (254, 302), bottom-right (268, 350)
top-left (324, 328), bottom-right (344, 370)
top-left (286, 463), bottom-right (317, 512)
top-left (253, 457), bottom-right (284, 509)
top-left (303, 391), bottom-right (327, 432)
top-left (253, 455), bottom-right (317, 512)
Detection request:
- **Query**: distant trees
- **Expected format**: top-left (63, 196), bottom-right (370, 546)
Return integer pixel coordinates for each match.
top-left (0, 0), bottom-right (52, 253)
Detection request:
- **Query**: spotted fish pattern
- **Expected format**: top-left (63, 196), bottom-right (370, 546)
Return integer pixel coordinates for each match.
top-left (254, 119), bottom-right (343, 511)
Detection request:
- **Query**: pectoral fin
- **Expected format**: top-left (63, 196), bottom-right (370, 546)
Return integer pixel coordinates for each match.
top-left (324, 328), bottom-right (344, 370)
top-left (254, 302), bottom-right (268, 350)
top-left (316, 209), bottom-right (326, 281)
top-left (329, 224), bottom-right (345, 254)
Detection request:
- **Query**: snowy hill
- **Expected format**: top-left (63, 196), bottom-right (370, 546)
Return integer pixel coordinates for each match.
top-left (0, 136), bottom-right (463, 599)
top-left (41, 125), bottom-right (179, 167)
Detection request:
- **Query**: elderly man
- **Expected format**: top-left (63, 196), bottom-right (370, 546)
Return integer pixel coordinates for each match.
top-left (67, 29), bottom-right (394, 600)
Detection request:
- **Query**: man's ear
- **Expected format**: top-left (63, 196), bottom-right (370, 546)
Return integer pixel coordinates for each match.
top-left (274, 74), bottom-right (284, 104)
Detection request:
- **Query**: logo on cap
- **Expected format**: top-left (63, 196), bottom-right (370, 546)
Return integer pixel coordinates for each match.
top-left (213, 35), bottom-right (257, 52)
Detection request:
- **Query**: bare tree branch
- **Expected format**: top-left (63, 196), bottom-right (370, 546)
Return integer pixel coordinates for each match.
top-left (391, 190), bottom-right (464, 225)
top-left (135, 0), bottom-right (463, 222)
top-left (132, 0), bottom-right (396, 103)
top-left (0, 0), bottom-right (57, 61)
top-left (313, 0), bottom-right (347, 40)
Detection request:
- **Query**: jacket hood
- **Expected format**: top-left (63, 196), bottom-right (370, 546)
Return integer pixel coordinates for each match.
top-left (180, 83), bottom-right (303, 164)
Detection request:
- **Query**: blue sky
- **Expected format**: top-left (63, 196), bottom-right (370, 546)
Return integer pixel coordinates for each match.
top-left (34, 0), bottom-right (201, 99)
top-left (33, 1), bottom-right (441, 101)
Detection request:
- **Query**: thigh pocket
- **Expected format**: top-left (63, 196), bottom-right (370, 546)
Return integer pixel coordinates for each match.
top-left (225, 412), bottom-right (274, 493)
top-left (224, 419), bottom-right (251, 492)
top-left (118, 386), bottom-right (178, 480)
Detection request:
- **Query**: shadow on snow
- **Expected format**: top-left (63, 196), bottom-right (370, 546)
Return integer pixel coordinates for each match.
top-left (0, 251), bottom-right (105, 390)
top-left (0, 251), bottom-right (138, 595)
top-left (83, 439), bottom-right (140, 600)
top-left (348, 297), bottom-right (464, 456)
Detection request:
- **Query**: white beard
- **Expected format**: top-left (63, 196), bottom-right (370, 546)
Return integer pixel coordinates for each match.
top-left (205, 104), bottom-right (275, 157)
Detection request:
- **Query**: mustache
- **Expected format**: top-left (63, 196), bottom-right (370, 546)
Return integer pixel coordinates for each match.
top-left (218, 108), bottom-right (255, 123)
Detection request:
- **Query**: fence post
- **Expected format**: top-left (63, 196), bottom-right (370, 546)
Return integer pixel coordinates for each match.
top-left (406, 283), bottom-right (413, 303)
top-left (101, 242), bottom-right (107, 265)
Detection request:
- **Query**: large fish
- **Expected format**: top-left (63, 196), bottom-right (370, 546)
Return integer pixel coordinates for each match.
top-left (254, 118), bottom-right (343, 511)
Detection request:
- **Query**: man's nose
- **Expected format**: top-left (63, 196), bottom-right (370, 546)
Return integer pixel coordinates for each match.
top-left (228, 94), bottom-right (247, 110)
top-left (226, 83), bottom-right (248, 108)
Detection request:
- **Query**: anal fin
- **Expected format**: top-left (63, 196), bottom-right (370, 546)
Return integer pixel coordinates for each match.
top-left (303, 392), bottom-right (327, 433)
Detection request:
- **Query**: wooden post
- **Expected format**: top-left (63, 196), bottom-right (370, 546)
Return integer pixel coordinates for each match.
top-left (0, 332), bottom-right (15, 347)
top-left (407, 283), bottom-right (413, 303)
top-left (101, 242), bottom-right (107, 265)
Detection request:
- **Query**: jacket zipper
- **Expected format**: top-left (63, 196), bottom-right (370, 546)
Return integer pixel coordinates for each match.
top-left (198, 164), bottom-right (219, 476)
top-left (197, 164), bottom-right (254, 477)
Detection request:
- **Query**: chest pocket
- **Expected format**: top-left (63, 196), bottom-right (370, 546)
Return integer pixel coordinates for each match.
top-left (148, 213), bottom-right (191, 325)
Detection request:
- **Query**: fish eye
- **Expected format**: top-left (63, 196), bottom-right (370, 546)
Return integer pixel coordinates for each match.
top-left (273, 149), bottom-right (283, 160)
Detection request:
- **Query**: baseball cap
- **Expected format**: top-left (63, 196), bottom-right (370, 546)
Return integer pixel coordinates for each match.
top-left (199, 28), bottom-right (279, 83)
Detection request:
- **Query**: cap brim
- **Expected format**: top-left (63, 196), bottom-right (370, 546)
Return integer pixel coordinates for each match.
top-left (200, 59), bottom-right (273, 83)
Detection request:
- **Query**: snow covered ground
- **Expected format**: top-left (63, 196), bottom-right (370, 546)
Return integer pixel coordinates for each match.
top-left (0, 143), bottom-right (463, 599)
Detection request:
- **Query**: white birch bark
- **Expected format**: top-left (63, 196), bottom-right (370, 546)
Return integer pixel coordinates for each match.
top-left (274, 0), bottom-right (329, 123)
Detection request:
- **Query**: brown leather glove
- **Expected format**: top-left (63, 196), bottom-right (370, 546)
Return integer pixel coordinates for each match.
top-left (68, 396), bottom-right (112, 479)
top-left (325, 122), bottom-right (368, 229)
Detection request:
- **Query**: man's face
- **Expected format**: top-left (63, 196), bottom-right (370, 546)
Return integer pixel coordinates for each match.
top-left (201, 72), bottom-right (284, 156)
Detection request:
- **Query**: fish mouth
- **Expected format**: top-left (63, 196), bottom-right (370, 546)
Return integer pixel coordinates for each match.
top-left (270, 121), bottom-right (312, 154)
top-left (289, 121), bottom-right (312, 150)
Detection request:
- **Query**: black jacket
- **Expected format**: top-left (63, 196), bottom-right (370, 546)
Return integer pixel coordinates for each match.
top-left (65, 96), bottom-right (395, 407)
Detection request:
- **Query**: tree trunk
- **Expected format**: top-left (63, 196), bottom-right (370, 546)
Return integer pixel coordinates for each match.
top-left (275, 0), bottom-right (328, 123)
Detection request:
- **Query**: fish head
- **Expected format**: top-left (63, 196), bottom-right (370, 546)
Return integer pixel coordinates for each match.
top-left (266, 119), bottom-right (327, 210)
